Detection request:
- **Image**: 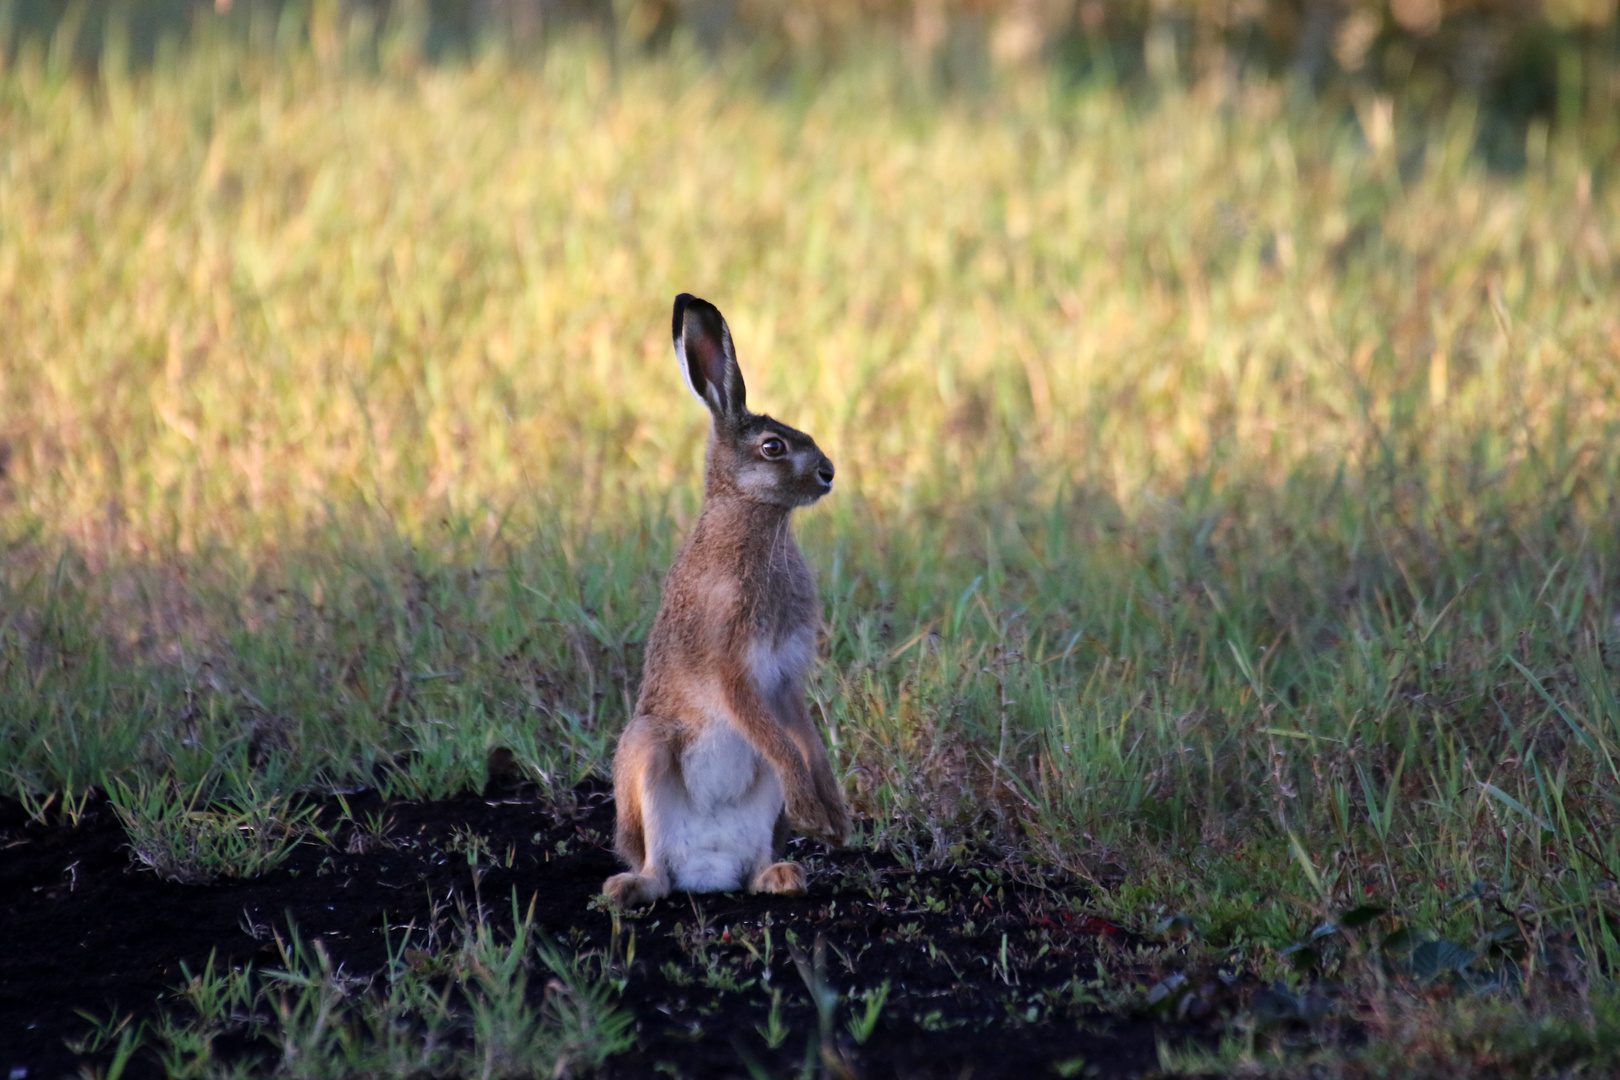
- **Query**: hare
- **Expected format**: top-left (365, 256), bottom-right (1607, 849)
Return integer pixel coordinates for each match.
top-left (602, 294), bottom-right (851, 908)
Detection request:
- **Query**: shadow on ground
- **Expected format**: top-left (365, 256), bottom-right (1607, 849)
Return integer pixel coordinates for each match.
top-left (0, 778), bottom-right (1200, 1079)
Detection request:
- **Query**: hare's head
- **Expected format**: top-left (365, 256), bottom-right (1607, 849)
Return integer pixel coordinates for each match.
top-left (672, 294), bottom-right (834, 508)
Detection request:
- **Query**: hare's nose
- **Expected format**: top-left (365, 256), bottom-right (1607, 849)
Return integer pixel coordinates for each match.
top-left (816, 459), bottom-right (835, 486)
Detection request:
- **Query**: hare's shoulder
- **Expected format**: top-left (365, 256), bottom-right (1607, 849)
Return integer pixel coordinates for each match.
top-left (663, 523), bottom-right (812, 610)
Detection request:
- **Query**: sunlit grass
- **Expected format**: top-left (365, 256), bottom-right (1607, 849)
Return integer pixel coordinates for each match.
top-left (3, 12), bottom-right (1620, 1070)
top-left (6, 23), bottom-right (1613, 550)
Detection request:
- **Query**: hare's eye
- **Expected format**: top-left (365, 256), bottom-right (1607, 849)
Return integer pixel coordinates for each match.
top-left (760, 437), bottom-right (787, 459)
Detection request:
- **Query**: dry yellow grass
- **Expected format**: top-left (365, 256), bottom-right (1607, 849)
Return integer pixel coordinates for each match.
top-left (3, 30), bottom-right (1613, 557)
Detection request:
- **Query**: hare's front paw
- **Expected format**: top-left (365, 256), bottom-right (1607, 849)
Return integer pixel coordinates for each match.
top-left (603, 871), bottom-right (667, 909)
top-left (751, 861), bottom-right (807, 896)
top-left (821, 795), bottom-right (851, 847)
top-left (786, 788), bottom-right (839, 844)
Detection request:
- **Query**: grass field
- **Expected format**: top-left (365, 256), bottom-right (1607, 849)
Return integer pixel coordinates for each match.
top-left (3, 10), bottom-right (1620, 1075)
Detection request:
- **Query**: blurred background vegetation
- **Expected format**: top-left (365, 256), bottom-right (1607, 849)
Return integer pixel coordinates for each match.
top-left (7, 0), bottom-right (1620, 147)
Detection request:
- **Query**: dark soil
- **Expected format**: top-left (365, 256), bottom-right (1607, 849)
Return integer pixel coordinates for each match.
top-left (0, 778), bottom-right (1200, 1079)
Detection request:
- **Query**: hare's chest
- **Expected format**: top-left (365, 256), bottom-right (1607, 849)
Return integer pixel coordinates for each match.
top-left (747, 550), bottom-right (817, 696)
top-left (680, 722), bottom-right (768, 807)
top-left (748, 626), bottom-right (815, 703)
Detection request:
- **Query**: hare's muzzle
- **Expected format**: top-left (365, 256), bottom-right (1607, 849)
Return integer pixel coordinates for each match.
top-left (815, 458), bottom-right (835, 491)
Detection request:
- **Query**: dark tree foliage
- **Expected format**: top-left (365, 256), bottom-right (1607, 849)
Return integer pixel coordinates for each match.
top-left (4, 0), bottom-right (1616, 142)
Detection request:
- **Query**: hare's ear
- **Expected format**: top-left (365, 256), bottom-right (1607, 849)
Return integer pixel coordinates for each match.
top-left (672, 294), bottom-right (747, 422)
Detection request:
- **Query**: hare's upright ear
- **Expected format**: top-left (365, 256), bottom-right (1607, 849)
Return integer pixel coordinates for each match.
top-left (672, 294), bottom-right (747, 423)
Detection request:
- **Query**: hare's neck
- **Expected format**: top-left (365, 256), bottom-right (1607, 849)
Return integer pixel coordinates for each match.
top-left (696, 496), bottom-right (794, 551)
top-left (687, 497), bottom-right (812, 629)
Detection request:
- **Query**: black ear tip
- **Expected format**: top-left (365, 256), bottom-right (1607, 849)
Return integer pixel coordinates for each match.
top-left (672, 294), bottom-right (726, 347)
top-left (672, 293), bottom-right (696, 345)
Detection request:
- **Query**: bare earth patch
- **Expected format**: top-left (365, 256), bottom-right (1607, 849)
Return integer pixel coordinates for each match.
top-left (0, 778), bottom-right (1196, 1080)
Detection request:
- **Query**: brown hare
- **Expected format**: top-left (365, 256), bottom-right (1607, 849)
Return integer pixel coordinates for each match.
top-left (602, 295), bottom-right (851, 908)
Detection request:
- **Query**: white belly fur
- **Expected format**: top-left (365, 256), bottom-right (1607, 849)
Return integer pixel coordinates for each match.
top-left (658, 722), bottom-right (782, 892)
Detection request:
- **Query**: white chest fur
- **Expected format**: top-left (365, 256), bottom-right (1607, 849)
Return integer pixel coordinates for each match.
top-left (749, 627), bottom-right (815, 701)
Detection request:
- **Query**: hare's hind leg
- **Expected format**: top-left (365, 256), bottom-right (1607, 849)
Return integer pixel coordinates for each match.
top-left (749, 811), bottom-right (805, 895)
top-left (604, 869), bottom-right (668, 907)
top-left (750, 861), bottom-right (807, 895)
top-left (604, 719), bottom-right (673, 908)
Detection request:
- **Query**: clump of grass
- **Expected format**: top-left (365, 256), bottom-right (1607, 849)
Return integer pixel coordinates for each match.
top-left (107, 777), bottom-right (318, 885)
top-left (9, 775), bottom-right (95, 827)
top-left (1158, 986), bottom-right (1620, 1078)
top-left (139, 896), bottom-right (634, 1080)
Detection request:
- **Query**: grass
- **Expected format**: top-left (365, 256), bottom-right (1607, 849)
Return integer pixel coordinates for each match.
top-left (106, 774), bottom-right (318, 883)
top-left (138, 896), bottom-right (635, 1080)
top-left (3, 7), bottom-right (1620, 1073)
